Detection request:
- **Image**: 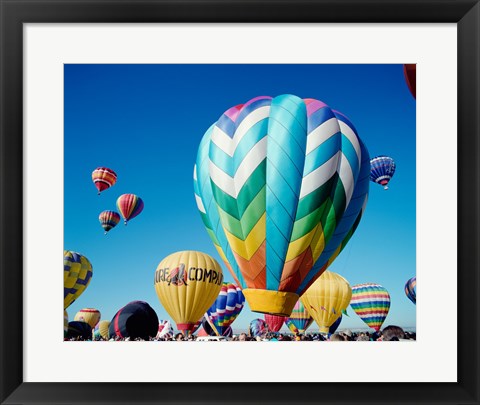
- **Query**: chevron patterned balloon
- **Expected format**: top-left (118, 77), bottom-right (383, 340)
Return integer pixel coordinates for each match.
top-left (194, 95), bottom-right (370, 316)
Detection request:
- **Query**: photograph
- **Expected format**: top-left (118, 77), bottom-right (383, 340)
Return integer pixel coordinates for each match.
top-left (64, 63), bottom-right (416, 343)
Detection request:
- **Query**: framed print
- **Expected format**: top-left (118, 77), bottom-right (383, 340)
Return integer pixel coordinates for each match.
top-left (0, 1), bottom-right (479, 404)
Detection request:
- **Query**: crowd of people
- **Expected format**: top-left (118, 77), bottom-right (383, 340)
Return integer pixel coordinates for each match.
top-left (64, 325), bottom-right (416, 342)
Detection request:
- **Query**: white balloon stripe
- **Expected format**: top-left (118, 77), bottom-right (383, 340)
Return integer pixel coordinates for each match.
top-left (306, 118), bottom-right (340, 155)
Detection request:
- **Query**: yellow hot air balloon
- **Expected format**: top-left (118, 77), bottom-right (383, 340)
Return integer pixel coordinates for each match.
top-left (94, 320), bottom-right (111, 340)
top-left (64, 310), bottom-right (69, 338)
top-left (64, 250), bottom-right (93, 309)
top-left (154, 251), bottom-right (223, 336)
top-left (74, 308), bottom-right (101, 328)
top-left (300, 271), bottom-right (352, 334)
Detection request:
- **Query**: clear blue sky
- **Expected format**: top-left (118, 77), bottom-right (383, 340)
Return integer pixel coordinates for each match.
top-left (64, 64), bottom-right (416, 333)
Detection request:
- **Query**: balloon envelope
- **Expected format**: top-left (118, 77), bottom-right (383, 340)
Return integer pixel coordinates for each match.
top-left (92, 167), bottom-right (117, 194)
top-left (403, 64), bottom-right (416, 98)
top-left (285, 300), bottom-right (314, 334)
top-left (249, 318), bottom-right (268, 337)
top-left (109, 301), bottom-right (159, 340)
top-left (74, 308), bottom-right (101, 328)
top-left (94, 320), bottom-right (111, 340)
top-left (154, 251), bottom-right (223, 336)
top-left (99, 210), bottom-right (120, 234)
top-left (157, 320), bottom-right (174, 339)
top-left (64, 250), bottom-right (93, 309)
top-left (370, 156), bottom-right (396, 190)
top-left (194, 94), bottom-right (370, 316)
top-left (350, 283), bottom-right (391, 332)
top-left (405, 276), bottom-right (416, 304)
top-left (264, 314), bottom-right (286, 332)
top-left (67, 321), bottom-right (93, 340)
top-left (329, 314), bottom-right (342, 335)
top-left (300, 271), bottom-right (352, 334)
top-left (116, 194), bottom-right (144, 224)
top-left (205, 282), bottom-right (245, 336)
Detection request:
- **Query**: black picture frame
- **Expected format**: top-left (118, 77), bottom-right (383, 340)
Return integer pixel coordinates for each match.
top-left (1, 1), bottom-right (479, 404)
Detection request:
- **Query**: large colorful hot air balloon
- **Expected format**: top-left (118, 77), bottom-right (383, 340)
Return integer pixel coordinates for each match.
top-left (74, 308), bottom-right (101, 328)
top-left (109, 301), bottom-right (159, 340)
top-left (264, 314), bottom-right (286, 332)
top-left (116, 194), bottom-right (144, 225)
top-left (285, 300), bottom-right (314, 334)
top-left (350, 283), bottom-right (391, 332)
top-left (98, 210), bottom-right (120, 234)
top-left (154, 251), bottom-right (223, 336)
top-left (67, 321), bottom-right (93, 340)
top-left (92, 167), bottom-right (117, 195)
top-left (403, 64), bottom-right (416, 99)
top-left (204, 282), bottom-right (245, 336)
top-left (300, 271), bottom-right (352, 334)
top-left (64, 250), bottom-right (93, 309)
top-left (370, 156), bottom-right (396, 190)
top-left (194, 95), bottom-right (370, 316)
top-left (94, 320), bottom-right (111, 340)
top-left (405, 276), bottom-right (416, 305)
top-left (249, 318), bottom-right (268, 337)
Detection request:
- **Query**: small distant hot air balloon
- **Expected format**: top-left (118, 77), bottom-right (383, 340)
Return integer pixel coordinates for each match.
top-left (99, 210), bottom-right (120, 234)
top-left (204, 282), bottom-right (245, 336)
top-left (405, 276), bottom-right (416, 305)
top-left (194, 95), bottom-right (370, 317)
top-left (350, 283), bottom-right (391, 332)
top-left (94, 320), bottom-right (111, 340)
top-left (154, 251), bottom-right (223, 336)
top-left (403, 64), bottom-right (416, 99)
top-left (370, 155), bottom-right (396, 190)
top-left (74, 308), bottom-right (101, 329)
top-left (264, 314), bottom-right (286, 332)
top-left (92, 167), bottom-right (117, 195)
top-left (300, 271), bottom-right (352, 334)
top-left (67, 321), bottom-right (93, 340)
top-left (64, 250), bottom-right (93, 310)
top-left (249, 318), bottom-right (268, 337)
top-left (285, 300), bottom-right (314, 334)
top-left (116, 194), bottom-right (144, 225)
top-left (109, 301), bottom-right (159, 340)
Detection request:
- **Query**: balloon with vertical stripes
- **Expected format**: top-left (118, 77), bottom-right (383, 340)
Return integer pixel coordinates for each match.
top-left (404, 276), bottom-right (416, 305)
top-left (350, 283), bottom-right (391, 332)
top-left (194, 95), bottom-right (370, 316)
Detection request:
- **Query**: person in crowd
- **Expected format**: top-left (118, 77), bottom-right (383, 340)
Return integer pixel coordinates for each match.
top-left (329, 333), bottom-right (345, 341)
top-left (382, 325), bottom-right (406, 341)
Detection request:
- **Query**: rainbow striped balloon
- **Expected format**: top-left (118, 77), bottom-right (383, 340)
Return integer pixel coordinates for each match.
top-left (350, 283), bottom-right (390, 332)
top-left (194, 95), bottom-right (370, 316)
top-left (116, 194), bottom-right (144, 225)
top-left (99, 210), bottom-right (120, 234)
top-left (285, 300), bottom-right (313, 334)
top-left (205, 282), bottom-right (245, 336)
top-left (405, 276), bottom-right (416, 304)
